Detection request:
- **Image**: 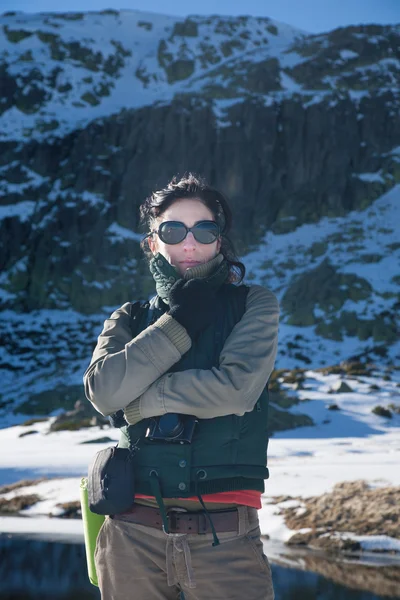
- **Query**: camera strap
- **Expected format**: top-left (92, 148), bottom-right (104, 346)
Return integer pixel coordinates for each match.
top-left (128, 296), bottom-right (156, 336)
top-left (146, 296), bottom-right (158, 326)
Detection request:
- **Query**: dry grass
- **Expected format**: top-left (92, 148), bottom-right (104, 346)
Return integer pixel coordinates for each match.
top-left (0, 494), bottom-right (41, 513)
top-left (55, 500), bottom-right (82, 519)
top-left (272, 480), bottom-right (400, 552)
top-left (0, 478), bottom-right (47, 495)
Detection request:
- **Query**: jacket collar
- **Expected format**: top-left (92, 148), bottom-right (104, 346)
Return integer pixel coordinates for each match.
top-left (149, 253), bottom-right (229, 305)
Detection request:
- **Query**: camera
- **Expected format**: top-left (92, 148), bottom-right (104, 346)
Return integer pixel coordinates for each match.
top-left (146, 413), bottom-right (197, 444)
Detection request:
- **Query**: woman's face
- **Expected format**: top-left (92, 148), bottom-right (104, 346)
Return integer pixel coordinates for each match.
top-left (148, 198), bottom-right (221, 276)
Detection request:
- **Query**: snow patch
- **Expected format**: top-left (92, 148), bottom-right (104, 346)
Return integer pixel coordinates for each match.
top-left (339, 49), bottom-right (359, 60)
top-left (0, 201), bottom-right (36, 221)
top-left (107, 222), bottom-right (143, 242)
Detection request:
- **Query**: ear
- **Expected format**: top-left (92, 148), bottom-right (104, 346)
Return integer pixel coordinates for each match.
top-left (147, 234), bottom-right (157, 255)
top-left (216, 237), bottom-right (222, 253)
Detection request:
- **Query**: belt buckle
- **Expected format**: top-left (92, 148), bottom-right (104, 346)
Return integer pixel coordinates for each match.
top-left (164, 507), bottom-right (187, 535)
top-left (168, 511), bottom-right (179, 533)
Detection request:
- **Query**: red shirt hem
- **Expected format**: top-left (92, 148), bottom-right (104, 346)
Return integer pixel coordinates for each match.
top-left (135, 490), bottom-right (262, 509)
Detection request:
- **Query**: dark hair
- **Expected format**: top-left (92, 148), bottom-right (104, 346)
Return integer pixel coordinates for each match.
top-left (139, 173), bottom-right (246, 283)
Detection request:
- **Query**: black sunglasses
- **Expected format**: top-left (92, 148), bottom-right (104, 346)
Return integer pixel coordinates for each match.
top-left (150, 220), bottom-right (220, 245)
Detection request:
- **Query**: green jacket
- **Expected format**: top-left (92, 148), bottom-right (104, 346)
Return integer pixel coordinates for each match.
top-left (118, 283), bottom-right (270, 497)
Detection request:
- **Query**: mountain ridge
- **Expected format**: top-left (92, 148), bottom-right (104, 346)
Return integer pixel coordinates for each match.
top-left (0, 9), bottom-right (399, 421)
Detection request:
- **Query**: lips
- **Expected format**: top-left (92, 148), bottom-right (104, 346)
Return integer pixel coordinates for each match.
top-left (180, 260), bottom-right (201, 265)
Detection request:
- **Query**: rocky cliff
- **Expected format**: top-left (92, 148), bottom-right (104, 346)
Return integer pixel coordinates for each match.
top-left (0, 10), bottom-right (399, 418)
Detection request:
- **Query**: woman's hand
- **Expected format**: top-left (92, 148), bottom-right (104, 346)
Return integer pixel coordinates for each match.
top-left (167, 278), bottom-right (216, 338)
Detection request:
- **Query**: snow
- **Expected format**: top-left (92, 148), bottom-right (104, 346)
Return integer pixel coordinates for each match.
top-left (80, 190), bottom-right (105, 206)
top-left (267, 430), bottom-right (400, 495)
top-left (107, 222), bottom-right (143, 243)
top-left (340, 49), bottom-right (359, 61)
top-left (0, 288), bottom-right (16, 302)
top-left (0, 10), bottom-right (176, 141)
top-left (280, 71), bottom-right (303, 92)
top-left (388, 145), bottom-right (400, 159)
top-left (0, 10), bottom-right (307, 142)
top-left (1, 182), bottom-right (399, 417)
top-left (259, 502), bottom-right (296, 543)
top-left (354, 58), bottom-right (400, 74)
top-left (0, 9), bottom-right (399, 559)
top-left (241, 184), bottom-right (400, 369)
top-left (348, 535), bottom-right (400, 553)
top-left (0, 515), bottom-right (84, 543)
top-left (347, 90), bottom-right (371, 101)
top-left (0, 201), bottom-right (36, 221)
top-left (212, 98), bottom-right (245, 127)
top-left (0, 369), bottom-right (399, 554)
top-left (1, 477), bottom-right (83, 516)
top-left (0, 306), bottom-right (101, 326)
top-left (354, 171), bottom-right (385, 183)
top-left (303, 92), bottom-right (329, 108)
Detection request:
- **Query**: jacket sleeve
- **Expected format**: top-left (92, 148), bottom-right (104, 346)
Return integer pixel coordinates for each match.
top-left (83, 302), bottom-right (191, 416)
top-left (124, 285), bottom-right (279, 422)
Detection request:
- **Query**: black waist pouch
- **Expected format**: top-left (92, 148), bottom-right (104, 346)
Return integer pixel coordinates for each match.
top-left (88, 446), bottom-right (135, 515)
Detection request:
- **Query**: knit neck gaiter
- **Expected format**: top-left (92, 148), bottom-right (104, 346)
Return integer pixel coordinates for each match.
top-left (148, 252), bottom-right (230, 305)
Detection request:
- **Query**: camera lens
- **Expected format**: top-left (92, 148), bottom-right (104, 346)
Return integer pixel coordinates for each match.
top-left (158, 414), bottom-right (184, 438)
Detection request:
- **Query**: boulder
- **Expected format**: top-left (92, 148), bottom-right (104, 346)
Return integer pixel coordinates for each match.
top-left (330, 380), bottom-right (353, 393)
top-left (49, 400), bottom-right (109, 432)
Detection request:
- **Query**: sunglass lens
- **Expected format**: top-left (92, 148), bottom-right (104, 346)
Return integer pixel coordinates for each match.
top-left (159, 222), bottom-right (186, 244)
top-left (193, 222), bottom-right (219, 244)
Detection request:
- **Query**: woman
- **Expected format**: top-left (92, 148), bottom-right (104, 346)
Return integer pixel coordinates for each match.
top-left (84, 173), bottom-right (279, 600)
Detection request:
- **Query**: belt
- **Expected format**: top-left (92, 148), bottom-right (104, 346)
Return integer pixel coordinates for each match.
top-left (113, 503), bottom-right (239, 534)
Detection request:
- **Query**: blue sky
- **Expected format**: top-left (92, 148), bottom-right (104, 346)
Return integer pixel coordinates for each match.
top-left (2, 0), bottom-right (399, 33)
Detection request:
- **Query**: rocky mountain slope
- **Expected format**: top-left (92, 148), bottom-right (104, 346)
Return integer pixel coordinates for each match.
top-left (0, 10), bottom-right (399, 421)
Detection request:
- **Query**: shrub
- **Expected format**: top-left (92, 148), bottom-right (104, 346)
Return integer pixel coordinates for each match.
top-left (19, 50), bottom-right (33, 61)
top-left (137, 21), bottom-right (153, 31)
top-left (4, 26), bottom-right (33, 43)
top-left (372, 406), bottom-right (392, 418)
top-left (50, 418), bottom-right (95, 432)
top-left (0, 494), bottom-right (40, 512)
top-left (55, 501), bottom-right (82, 518)
top-left (81, 92), bottom-right (100, 106)
top-left (172, 19), bottom-right (198, 37)
top-left (22, 417), bottom-right (49, 426)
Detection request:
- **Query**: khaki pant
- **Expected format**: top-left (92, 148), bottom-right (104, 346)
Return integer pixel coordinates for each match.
top-left (95, 506), bottom-right (274, 600)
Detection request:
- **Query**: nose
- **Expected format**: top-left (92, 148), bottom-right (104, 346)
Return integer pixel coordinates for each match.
top-left (182, 231), bottom-right (196, 249)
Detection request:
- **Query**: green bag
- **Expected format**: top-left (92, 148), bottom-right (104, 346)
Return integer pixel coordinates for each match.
top-left (80, 477), bottom-right (105, 587)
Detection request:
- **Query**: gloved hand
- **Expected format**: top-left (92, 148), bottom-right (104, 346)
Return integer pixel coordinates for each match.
top-left (167, 278), bottom-right (216, 338)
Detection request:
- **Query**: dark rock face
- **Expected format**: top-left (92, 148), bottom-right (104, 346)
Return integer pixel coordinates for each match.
top-left (0, 64), bottom-right (19, 115)
top-left (2, 87), bottom-right (399, 313)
